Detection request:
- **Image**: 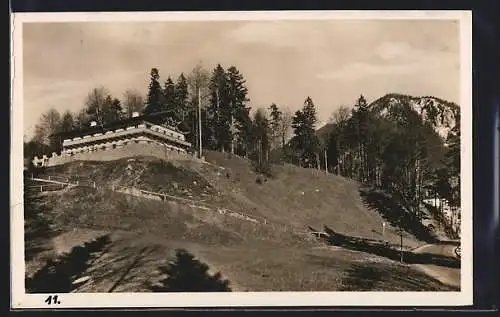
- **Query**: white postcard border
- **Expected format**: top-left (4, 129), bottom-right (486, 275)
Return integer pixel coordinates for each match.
top-left (10, 10), bottom-right (473, 309)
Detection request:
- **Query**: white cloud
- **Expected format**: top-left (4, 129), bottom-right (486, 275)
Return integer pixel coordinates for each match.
top-left (225, 22), bottom-right (327, 50)
top-left (375, 42), bottom-right (413, 61)
top-left (317, 41), bottom-right (458, 82)
top-left (316, 62), bottom-right (416, 81)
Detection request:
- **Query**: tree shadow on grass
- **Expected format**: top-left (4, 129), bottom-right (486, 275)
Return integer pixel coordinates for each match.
top-left (322, 226), bottom-right (460, 269)
top-left (359, 187), bottom-right (438, 243)
top-left (340, 262), bottom-right (460, 291)
top-left (25, 234), bottom-right (112, 293)
top-left (24, 186), bottom-right (60, 261)
top-left (150, 249), bottom-right (231, 292)
top-left (103, 245), bottom-right (161, 292)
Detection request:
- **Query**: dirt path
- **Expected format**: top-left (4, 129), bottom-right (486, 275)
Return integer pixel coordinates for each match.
top-left (411, 242), bottom-right (461, 289)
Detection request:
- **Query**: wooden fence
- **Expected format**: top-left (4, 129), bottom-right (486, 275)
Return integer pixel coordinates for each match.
top-left (26, 174), bottom-right (270, 226)
top-left (25, 174), bottom-right (374, 241)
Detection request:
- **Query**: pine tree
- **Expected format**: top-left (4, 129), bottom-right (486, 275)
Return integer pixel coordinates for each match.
top-left (251, 108), bottom-right (272, 175)
top-left (352, 95), bottom-right (371, 182)
top-left (144, 68), bottom-right (164, 114)
top-left (99, 95), bottom-right (123, 124)
top-left (207, 64), bottom-right (231, 151)
top-left (175, 73), bottom-right (189, 123)
top-left (445, 117), bottom-right (460, 208)
top-left (268, 103), bottom-right (282, 150)
top-left (326, 127), bottom-right (341, 174)
top-left (290, 97), bottom-right (321, 168)
top-left (110, 98), bottom-right (123, 122)
top-left (226, 66), bottom-right (251, 155)
top-left (59, 111), bottom-right (74, 133)
top-left (162, 76), bottom-right (178, 125)
top-left (326, 106), bottom-right (351, 175)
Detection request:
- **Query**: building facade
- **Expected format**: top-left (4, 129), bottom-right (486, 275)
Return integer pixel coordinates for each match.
top-left (32, 113), bottom-right (194, 167)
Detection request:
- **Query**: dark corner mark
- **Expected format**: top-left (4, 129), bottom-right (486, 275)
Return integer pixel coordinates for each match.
top-left (8, 0), bottom-right (488, 13)
top-left (472, 7), bottom-right (500, 310)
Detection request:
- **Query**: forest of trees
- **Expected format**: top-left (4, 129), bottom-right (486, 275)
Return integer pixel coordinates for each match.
top-left (323, 95), bottom-right (461, 232)
top-left (25, 63), bottom-right (461, 230)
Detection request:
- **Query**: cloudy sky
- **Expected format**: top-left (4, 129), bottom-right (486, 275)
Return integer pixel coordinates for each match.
top-left (23, 19), bottom-right (460, 138)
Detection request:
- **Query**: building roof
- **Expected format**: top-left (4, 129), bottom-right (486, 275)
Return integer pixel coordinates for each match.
top-left (53, 111), bottom-right (188, 139)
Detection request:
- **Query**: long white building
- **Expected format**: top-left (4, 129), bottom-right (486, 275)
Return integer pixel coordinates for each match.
top-left (32, 112), bottom-right (193, 167)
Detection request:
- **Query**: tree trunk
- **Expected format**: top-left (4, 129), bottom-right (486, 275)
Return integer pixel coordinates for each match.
top-left (324, 149), bottom-right (328, 174)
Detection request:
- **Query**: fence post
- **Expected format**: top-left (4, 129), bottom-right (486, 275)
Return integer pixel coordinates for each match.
top-left (93, 181), bottom-right (96, 188)
top-left (40, 185), bottom-right (43, 192)
top-left (48, 176), bottom-right (51, 181)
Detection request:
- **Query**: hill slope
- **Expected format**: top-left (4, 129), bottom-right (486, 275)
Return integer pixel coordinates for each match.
top-left (25, 152), bottom-right (458, 292)
top-left (36, 152), bottom-right (424, 247)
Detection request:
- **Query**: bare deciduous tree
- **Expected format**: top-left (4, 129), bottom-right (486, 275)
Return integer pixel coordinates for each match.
top-left (32, 108), bottom-right (61, 151)
top-left (123, 89), bottom-right (144, 118)
top-left (84, 86), bottom-right (110, 126)
top-left (279, 107), bottom-right (293, 148)
top-left (187, 61), bottom-right (210, 107)
top-left (329, 105), bottom-right (351, 127)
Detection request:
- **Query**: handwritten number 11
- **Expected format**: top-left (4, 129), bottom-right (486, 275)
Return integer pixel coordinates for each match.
top-left (45, 295), bottom-right (61, 305)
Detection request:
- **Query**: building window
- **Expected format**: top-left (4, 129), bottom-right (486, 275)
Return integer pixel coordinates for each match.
top-left (112, 144), bottom-right (117, 149)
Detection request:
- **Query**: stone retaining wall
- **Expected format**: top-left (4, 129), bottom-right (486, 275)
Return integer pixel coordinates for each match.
top-left (33, 142), bottom-right (196, 167)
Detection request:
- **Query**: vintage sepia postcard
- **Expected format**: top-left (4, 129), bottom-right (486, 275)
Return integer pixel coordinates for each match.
top-left (10, 10), bottom-right (473, 308)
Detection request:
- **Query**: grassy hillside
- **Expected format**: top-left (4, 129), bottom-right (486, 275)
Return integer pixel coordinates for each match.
top-left (36, 151), bottom-right (424, 247)
top-left (181, 151), bottom-right (425, 247)
top-left (25, 151), bottom-right (457, 292)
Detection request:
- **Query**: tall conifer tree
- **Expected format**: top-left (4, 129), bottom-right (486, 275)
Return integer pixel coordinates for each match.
top-left (144, 68), bottom-right (164, 114)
